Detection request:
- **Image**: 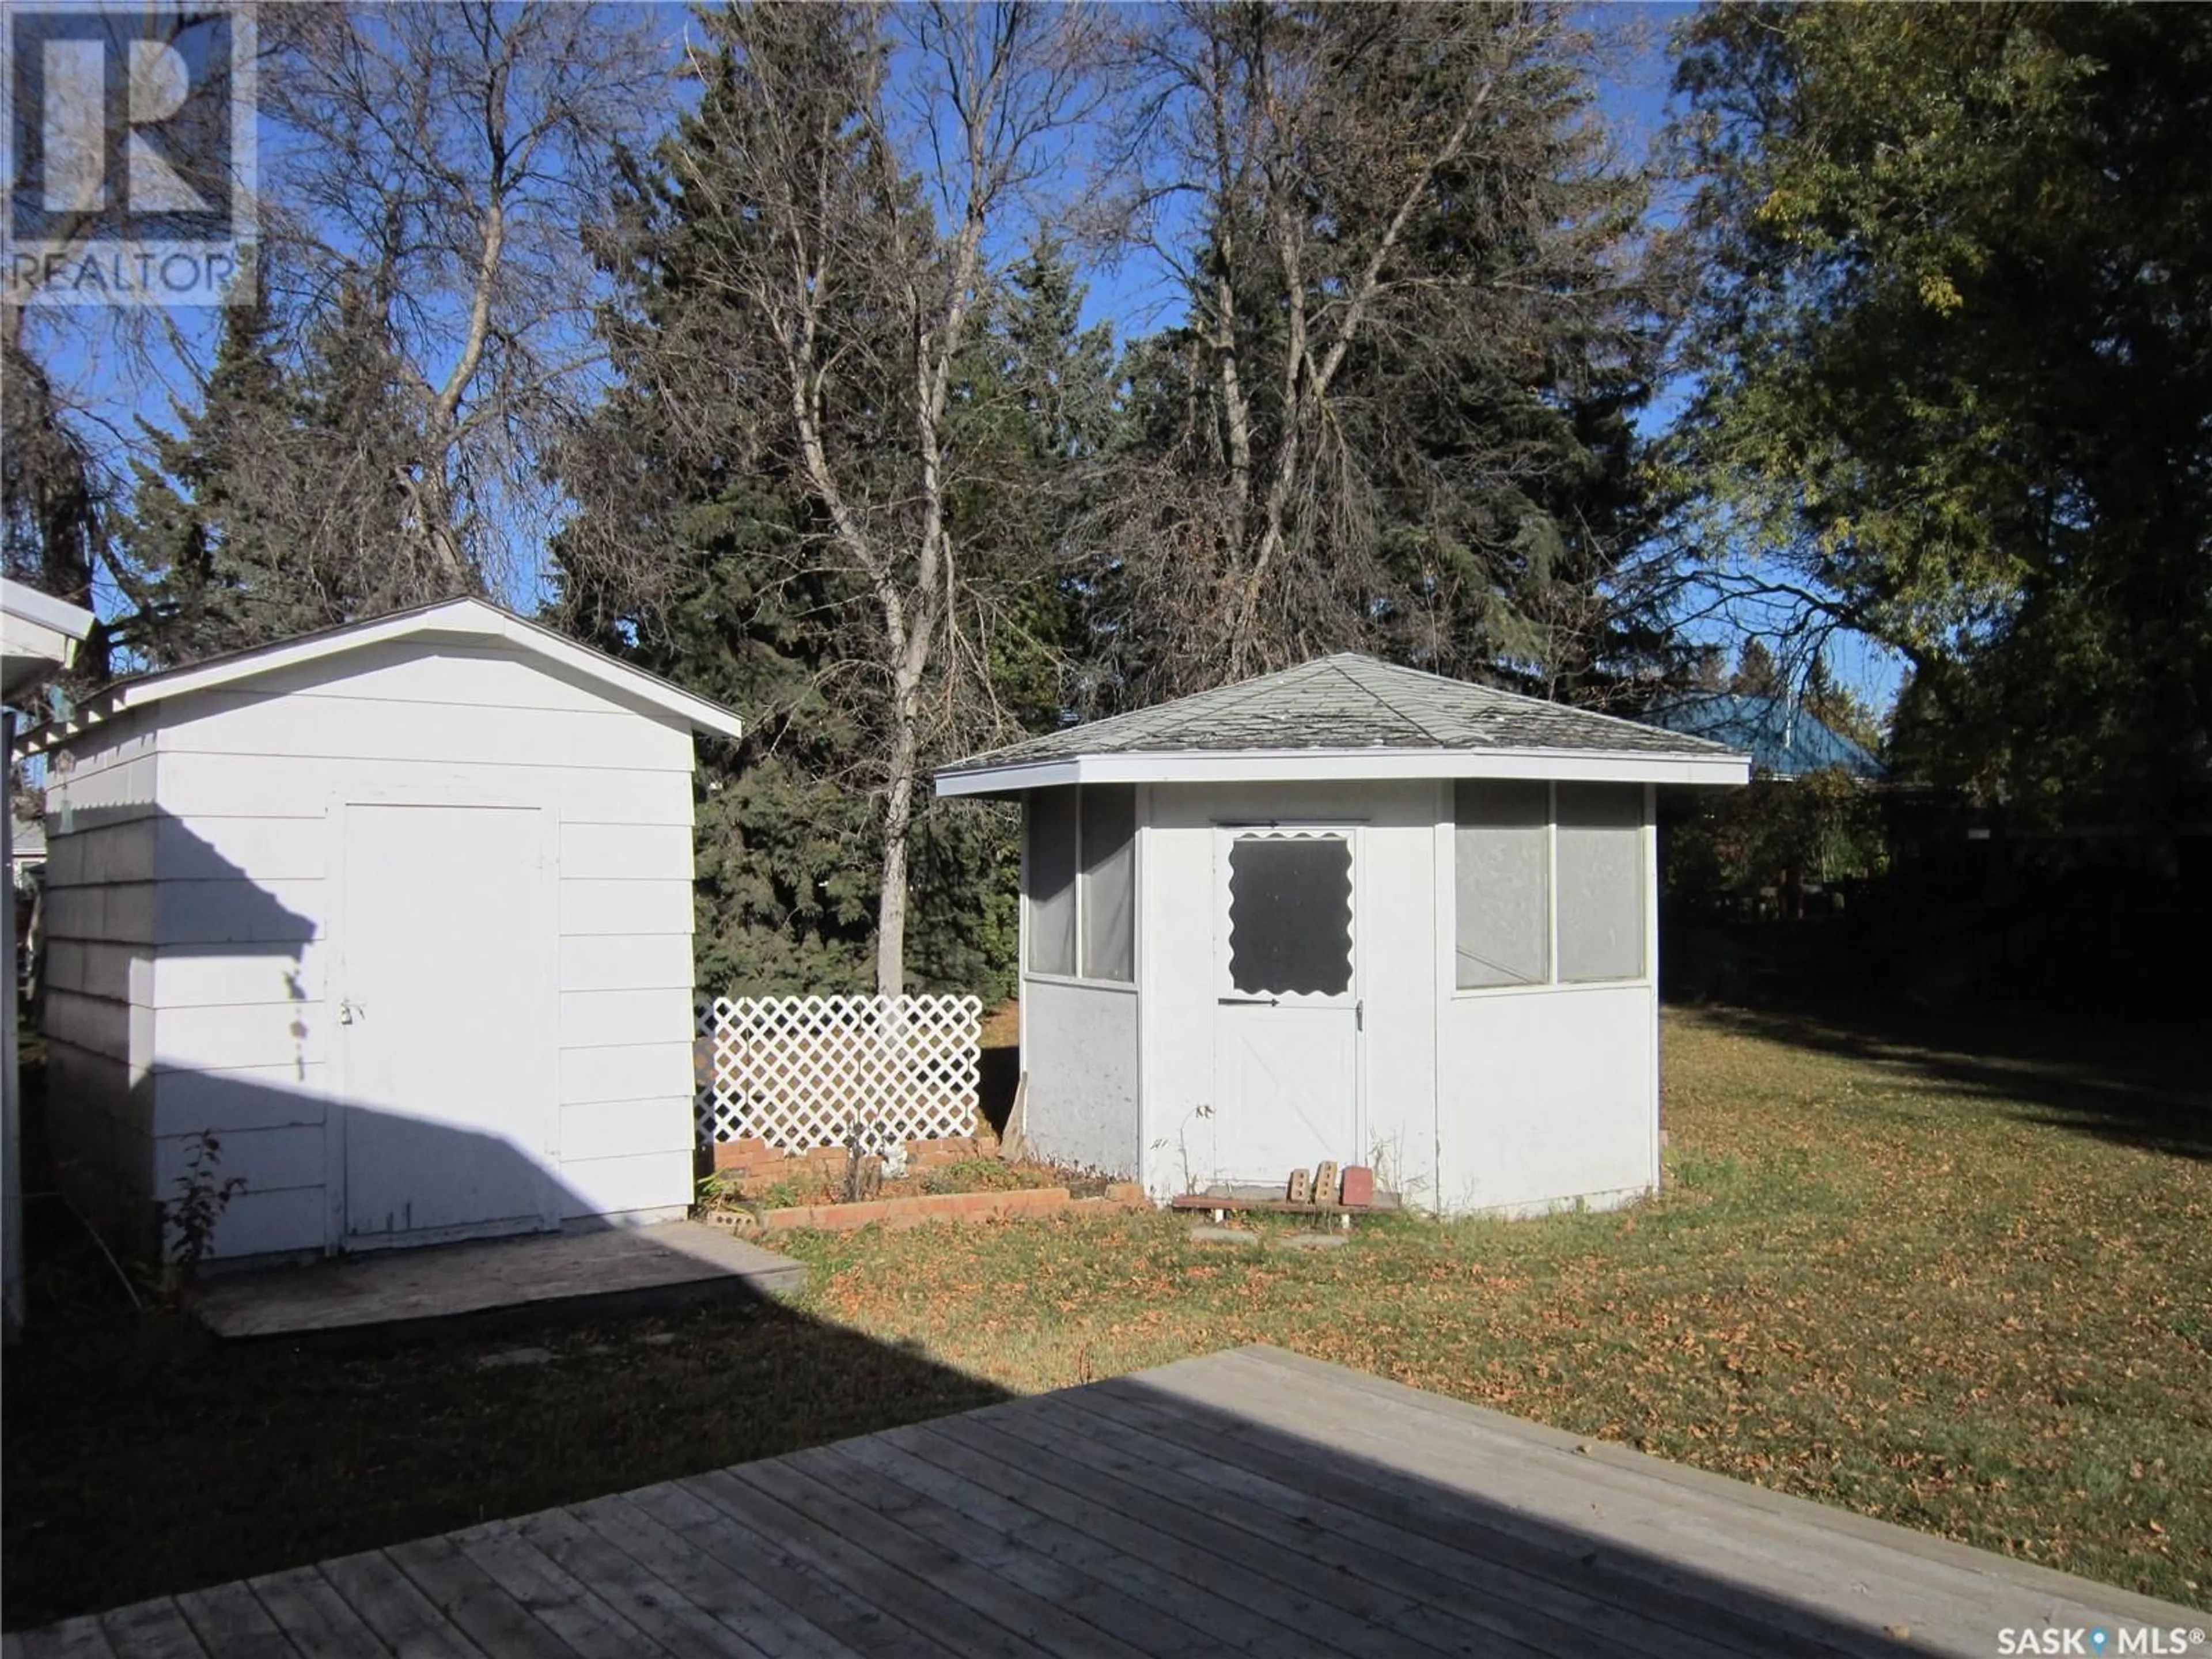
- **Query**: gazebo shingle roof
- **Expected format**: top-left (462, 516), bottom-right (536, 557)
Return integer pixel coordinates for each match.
top-left (941, 654), bottom-right (1738, 778)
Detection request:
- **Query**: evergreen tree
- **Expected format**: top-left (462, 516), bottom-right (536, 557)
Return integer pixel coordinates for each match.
top-left (125, 283), bottom-right (294, 664)
top-left (1091, 4), bottom-right (1672, 704)
top-left (120, 277), bottom-right (445, 668)
top-left (552, 38), bottom-right (1105, 999)
top-left (1730, 639), bottom-right (1779, 699)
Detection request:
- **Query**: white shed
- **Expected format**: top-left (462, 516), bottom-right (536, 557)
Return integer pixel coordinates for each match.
top-left (935, 655), bottom-right (1747, 1217)
top-left (18, 599), bottom-right (741, 1264)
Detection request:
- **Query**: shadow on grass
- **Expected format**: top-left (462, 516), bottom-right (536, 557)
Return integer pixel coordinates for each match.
top-left (1680, 997), bottom-right (2212, 1161)
top-left (12, 1272), bottom-right (2197, 1648)
top-left (0, 1192), bottom-right (1010, 1630)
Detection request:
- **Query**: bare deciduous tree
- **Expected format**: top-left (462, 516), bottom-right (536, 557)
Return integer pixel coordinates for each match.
top-left (1093, 2), bottom-right (1664, 699)
top-left (253, 0), bottom-right (671, 603)
top-left (569, 1), bottom-right (1103, 997)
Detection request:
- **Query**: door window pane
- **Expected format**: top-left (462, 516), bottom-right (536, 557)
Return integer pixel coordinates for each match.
top-left (1226, 836), bottom-right (1352, 997)
top-left (1027, 787), bottom-right (1076, 976)
top-left (1079, 786), bottom-right (1135, 982)
top-left (1556, 784), bottom-right (1644, 982)
top-left (1455, 781), bottom-right (1548, 988)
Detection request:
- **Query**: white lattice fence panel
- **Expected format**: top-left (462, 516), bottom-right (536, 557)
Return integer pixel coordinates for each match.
top-left (694, 993), bottom-right (983, 1151)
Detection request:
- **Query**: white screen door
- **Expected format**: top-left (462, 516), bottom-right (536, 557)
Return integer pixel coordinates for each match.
top-left (1211, 827), bottom-right (1360, 1183)
top-left (338, 802), bottom-right (555, 1246)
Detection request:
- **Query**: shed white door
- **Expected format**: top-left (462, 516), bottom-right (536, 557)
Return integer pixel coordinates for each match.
top-left (337, 802), bottom-right (555, 1247)
top-left (1211, 827), bottom-right (1360, 1182)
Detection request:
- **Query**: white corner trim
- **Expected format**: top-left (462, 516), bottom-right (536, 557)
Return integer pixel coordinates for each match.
top-left (935, 745), bottom-right (1748, 796)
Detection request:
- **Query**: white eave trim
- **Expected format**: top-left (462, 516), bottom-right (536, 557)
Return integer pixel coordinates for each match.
top-left (16, 598), bottom-right (743, 752)
top-left (1, 578), bottom-right (96, 687)
top-left (934, 745), bottom-right (1751, 796)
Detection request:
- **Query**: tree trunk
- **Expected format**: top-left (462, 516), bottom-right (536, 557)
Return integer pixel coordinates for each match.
top-left (874, 674), bottom-right (924, 998)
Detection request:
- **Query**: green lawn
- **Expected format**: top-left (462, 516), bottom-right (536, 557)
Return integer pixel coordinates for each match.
top-left (5, 1006), bottom-right (2207, 1626)
top-left (777, 1006), bottom-right (2211, 1611)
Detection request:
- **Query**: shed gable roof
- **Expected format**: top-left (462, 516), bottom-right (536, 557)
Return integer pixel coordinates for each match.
top-left (936, 655), bottom-right (1746, 794)
top-left (14, 598), bottom-right (742, 752)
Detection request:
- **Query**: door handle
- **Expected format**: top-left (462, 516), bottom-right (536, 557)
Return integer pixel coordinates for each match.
top-left (339, 997), bottom-right (362, 1024)
top-left (1217, 995), bottom-right (1281, 1006)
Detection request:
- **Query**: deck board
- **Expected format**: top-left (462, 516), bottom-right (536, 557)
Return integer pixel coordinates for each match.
top-left (505, 1508), bottom-right (769, 1659)
top-left (167, 1587), bottom-right (293, 1659)
top-left (613, 1482), bottom-right (944, 1659)
top-left (309, 1554), bottom-right (482, 1659)
top-left (1058, 1385), bottom-right (1771, 1659)
top-left (13, 1618), bottom-right (119, 1659)
top-left (1082, 1373), bottom-right (1857, 1659)
top-left (876, 1420), bottom-right (1358, 1659)
top-left (237, 1568), bottom-right (384, 1659)
top-left (19, 1346), bottom-right (2205, 1658)
top-left (560, 1491), bottom-right (874, 1659)
top-left (1188, 1344), bottom-right (2177, 1638)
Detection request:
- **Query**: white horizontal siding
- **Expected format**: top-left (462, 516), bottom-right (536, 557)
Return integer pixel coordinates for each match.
top-left (559, 987), bottom-right (691, 1049)
top-left (42, 939), bottom-right (142, 1005)
top-left (154, 877), bottom-right (321, 947)
top-left (156, 815), bottom-right (326, 880)
top-left (41, 988), bottom-right (141, 1065)
top-left (47, 820), bottom-right (157, 884)
top-left (154, 1065), bottom-right (328, 1136)
top-left (554, 1150), bottom-right (691, 1218)
top-left (559, 879), bottom-right (691, 937)
top-left (153, 1123), bottom-right (324, 1192)
top-left (198, 1185), bottom-right (325, 1259)
top-left (558, 1096), bottom-right (691, 1164)
top-left (153, 751), bottom-right (694, 825)
top-left (46, 752), bottom-right (158, 828)
top-left (43, 881), bottom-right (157, 946)
top-left (559, 934), bottom-right (693, 993)
top-left (158, 687), bottom-right (694, 772)
top-left (559, 1042), bottom-right (691, 1107)
top-left (227, 643), bottom-right (641, 716)
top-left (559, 821), bottom-right (691, 879)
top-left (150, 941), bottom-right (327, 1009)
top-left (149, 998), bottom-right (325, 1073)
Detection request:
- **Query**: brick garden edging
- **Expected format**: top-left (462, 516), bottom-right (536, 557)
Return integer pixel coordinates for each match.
top-left (721, 1181), bottom-right (1150, 1235)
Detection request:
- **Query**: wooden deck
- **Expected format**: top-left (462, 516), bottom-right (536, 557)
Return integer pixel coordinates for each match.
top-left (11, 1344), bottom-right (2202, 1658)
top-left (192, 1221), bottom-right (806, 1339)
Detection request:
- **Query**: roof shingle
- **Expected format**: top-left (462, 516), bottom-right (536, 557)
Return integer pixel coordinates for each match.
top-left (940, 654), bottom-right (1740, 777)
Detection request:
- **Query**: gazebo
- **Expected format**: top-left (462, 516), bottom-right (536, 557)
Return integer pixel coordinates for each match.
top-left (935, 655), bottom-right (1747, 1216)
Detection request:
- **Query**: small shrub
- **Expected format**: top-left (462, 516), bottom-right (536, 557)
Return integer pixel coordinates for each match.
top-left (753, 1173), bottom-right (825, 1211)
top-left (840, 1114), bottom-right (884, 1205)
top-left (695, 1169), bottom-right (744, 1207)
top-left (922, 1157), bottom-right (1030, 1196)
top-left (165, 1131), bottom-right (245, 1295)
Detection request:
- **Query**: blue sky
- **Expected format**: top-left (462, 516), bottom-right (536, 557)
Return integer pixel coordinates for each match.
top-left (20, 0), bottom-right (1902, 717)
